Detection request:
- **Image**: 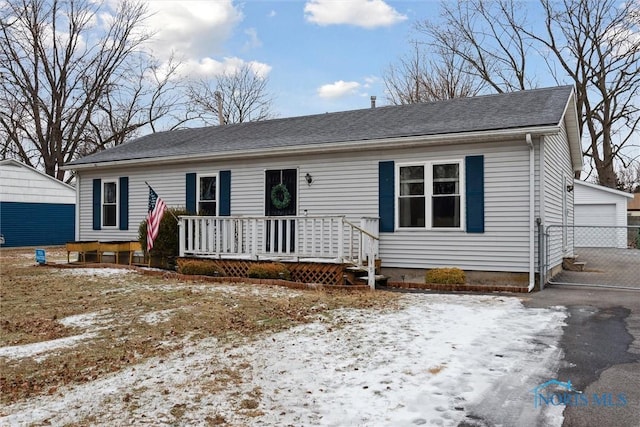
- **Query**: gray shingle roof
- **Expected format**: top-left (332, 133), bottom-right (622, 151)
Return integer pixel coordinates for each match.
top-left (68, 86), bottom-right (573, 166)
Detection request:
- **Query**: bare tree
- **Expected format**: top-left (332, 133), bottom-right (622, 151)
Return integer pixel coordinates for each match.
top-left (417, 0), bottom-right (535, 94)
top-left (526, 0), bottom-right (640, 188)
top-left (415, 0), bottom-right (639, 188)
top-left (187, 63), bottom-right (276, 125)
top-left (384, 42), bottom-right (484, 105)
top-left (0, 0), bottom-right (184, 182)
top-left (616, 163), bottom-right (640, 193)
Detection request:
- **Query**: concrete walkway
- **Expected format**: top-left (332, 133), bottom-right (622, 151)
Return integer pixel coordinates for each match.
top-left (550, 247), bottom-right (640, 288)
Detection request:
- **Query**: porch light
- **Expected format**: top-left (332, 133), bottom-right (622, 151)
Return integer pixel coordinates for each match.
top-left (566, 184), bottom-right (574, 193)
top-left (305, 173), bottom-right (313, 185)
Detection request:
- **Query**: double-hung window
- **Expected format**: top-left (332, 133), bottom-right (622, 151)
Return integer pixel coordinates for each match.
top-left (398, 160), bottom-right (463, 230)
top-left (399, 166), bottom-right (426, 227)
top-left (198, 174), bottom-right (217, 215)
top-left (432, 163), bottom-right (461, 228)
top-left (102, 181), bottom-right (118, 227)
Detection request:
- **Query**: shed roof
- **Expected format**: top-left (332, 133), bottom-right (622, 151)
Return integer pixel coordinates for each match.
top-left (574, 179), bottom-right (634, 200)
top-left (68, 86), bottom-right (580, 169)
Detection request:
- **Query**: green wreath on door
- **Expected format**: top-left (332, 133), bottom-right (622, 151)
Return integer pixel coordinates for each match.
top-left (271, 183), bottom-right (291, 209)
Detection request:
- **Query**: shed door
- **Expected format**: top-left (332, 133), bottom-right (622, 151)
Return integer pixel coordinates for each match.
top-left (575, 203), bottom-right (617, 247)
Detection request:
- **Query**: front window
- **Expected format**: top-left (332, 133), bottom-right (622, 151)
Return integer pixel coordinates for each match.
top-left (399, 165), bottom-right (426, 227)
top-left (198, 175), bottom-right (217, 215)
top-left (397, 160), bottom-right (463, 230)
top-left (102, 181), bottom-right (117, 227)
top-left (432, 163), bottom-right (460, 228)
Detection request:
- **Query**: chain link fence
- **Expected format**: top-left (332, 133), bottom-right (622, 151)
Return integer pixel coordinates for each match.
top-left (543, 225), bottom-right (640, 289)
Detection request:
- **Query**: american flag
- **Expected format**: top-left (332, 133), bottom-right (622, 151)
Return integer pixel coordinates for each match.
top-left (146, 186), bottom-right (166, 251)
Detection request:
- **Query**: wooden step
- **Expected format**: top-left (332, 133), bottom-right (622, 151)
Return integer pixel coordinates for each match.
top-left (562, 256), bottom-right (587, 272)
top-left (355, 274), bottom-right (389, 287)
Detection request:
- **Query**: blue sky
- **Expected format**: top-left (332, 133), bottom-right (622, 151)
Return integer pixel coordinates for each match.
top-left (140, 0), bottom-right (437, 118)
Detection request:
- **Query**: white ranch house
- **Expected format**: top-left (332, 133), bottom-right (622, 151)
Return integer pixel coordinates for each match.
top-left (65, 86), bottom-right (582, 291)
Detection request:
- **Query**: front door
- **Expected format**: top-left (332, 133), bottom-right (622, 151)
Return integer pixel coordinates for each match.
top-left (265, 169), bottom-right (297, 252)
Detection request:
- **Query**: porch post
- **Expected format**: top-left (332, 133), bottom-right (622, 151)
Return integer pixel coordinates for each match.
top-left (178, 218), bottom-right (185, 257)
top-left (367, 238), bottom-right (375, 289)
top-left (251, 219), bottom-right (258, 259)
top-left (338, 217), bottom-right (344, 262)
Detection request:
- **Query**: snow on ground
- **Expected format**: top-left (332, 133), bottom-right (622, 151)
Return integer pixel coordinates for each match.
top-left (59, 268), bottom-right (134, 278)
top-left (0, 311), bottom-right (113, 362)
top-left (0, 332), bottom-right (98, 362)
top-left (140, 309), bottom-right (178, 325)
top-left (58, 310), bottom-right (113, 329)
top-left (0, 294), bottom-right (567, 426)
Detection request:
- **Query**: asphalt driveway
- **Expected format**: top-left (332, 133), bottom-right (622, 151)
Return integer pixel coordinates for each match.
top-left (524, 286), bottom-right (640, 427)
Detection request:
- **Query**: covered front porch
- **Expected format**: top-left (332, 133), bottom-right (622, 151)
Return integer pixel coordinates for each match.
top-left (178, 215), bottom-right (380, 287)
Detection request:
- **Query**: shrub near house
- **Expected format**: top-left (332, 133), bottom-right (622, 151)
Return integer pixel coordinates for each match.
top-left (138, 208), bottom-right (190, 268)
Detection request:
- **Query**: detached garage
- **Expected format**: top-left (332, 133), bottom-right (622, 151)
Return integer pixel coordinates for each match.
top-left (573, 179), bottom-right (633, 248)
top-left (0, 159), bottom-right (76, 247)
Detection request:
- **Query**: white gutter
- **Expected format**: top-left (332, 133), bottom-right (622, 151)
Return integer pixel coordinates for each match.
top-left (526, 133), bottom-right (535, 292)
top-left (63, 125), bottom-right (562, 171)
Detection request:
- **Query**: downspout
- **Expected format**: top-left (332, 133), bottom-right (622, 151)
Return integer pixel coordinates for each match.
top-left (526, 133), bottom-right (535, 292)
top-left (74, 173), bottom-right (80, 241)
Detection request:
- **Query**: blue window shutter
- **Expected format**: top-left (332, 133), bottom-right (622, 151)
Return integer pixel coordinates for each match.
top-left (378, 161), bottom-right (395, 232)
top-left (186, 173), bottom-right (197, 213)
top-left (465, 155), bottom-right (484, 233)
top-left (219, 170), bottom-right (231, 216)
top-left (119, 177), bottom-right (129, 230)
top-left (92, 179), bottom-right (101, 230)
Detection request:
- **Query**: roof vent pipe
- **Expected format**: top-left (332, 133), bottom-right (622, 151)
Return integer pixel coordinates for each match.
top-left (370, 96), bottom-right (376, 109)
top-left (215, 91), bottom-right (225, 125)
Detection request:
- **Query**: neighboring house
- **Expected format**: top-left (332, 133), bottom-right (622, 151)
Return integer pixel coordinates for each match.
top-left (628, 194), bottom-right (640, 217)
top-left (0, 159), bottom-right (76, 247)
top-left (573, 180), bottom-right (633, 248)
top-left (65, 86), bottom-right (582, 291)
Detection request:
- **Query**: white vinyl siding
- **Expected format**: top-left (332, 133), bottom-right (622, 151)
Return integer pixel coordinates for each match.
top-left (383, 143), bottom-right (530, 272)
top-left (76, 138), bottom-right (548, 273)
top-left (0, 161), bottom-right (76, 204)
top-left (542, 122), bottom-right (575, 270)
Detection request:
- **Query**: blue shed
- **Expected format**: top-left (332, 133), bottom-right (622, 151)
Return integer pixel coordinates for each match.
top-left (0, 159), bottom-right (76, 247)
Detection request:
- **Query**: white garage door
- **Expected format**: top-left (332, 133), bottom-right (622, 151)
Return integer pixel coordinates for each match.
top-left (574, 203), bottom-right (619, 247)
top-left (575, 204), bottom-right (616, 226)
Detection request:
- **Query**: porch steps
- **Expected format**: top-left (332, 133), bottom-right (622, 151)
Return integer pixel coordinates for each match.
top-left (562, 256), bottom-right (587, 272)
top-left (355, 275), bottom-right (389, 287)
top-left (344, 264), bottom-right (388, 287)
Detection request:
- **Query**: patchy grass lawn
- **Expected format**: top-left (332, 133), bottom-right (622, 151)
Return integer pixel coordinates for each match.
top-left (0, 247), bottom-right (398, 406)
top-left (1, 248), bottom-right (568, 427)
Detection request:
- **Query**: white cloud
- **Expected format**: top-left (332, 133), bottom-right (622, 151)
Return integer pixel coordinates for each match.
top-left (243, 28), bottom-right (262, 50)
top-left (143, 0), bottom-right (243, 59)
top-left (268, 10), bottom-right (277, 18)
top-left (363, 75), bottom-right (379, 88)
top-left (304, 0), bottom-right (407, 28)
top-left (178, 57), bottom-right (272, 80)
top-left (317, 80), bottom-right (361, 98)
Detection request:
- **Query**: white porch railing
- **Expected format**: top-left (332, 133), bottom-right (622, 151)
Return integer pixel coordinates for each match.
top-left (178, 215), bottom-right (380, 287)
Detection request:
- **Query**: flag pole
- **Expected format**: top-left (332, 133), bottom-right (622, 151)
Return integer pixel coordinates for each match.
top-left (145, 181), bottom-right (179, 222)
